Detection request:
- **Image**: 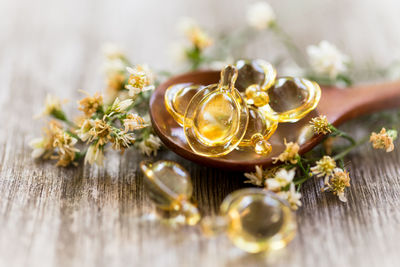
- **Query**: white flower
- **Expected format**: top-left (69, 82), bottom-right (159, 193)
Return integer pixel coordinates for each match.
top-left (307, 40), bottom-right (350, 79)
top-left (125, 66), bottom-right (155, 97)
top-left (29, 138), bottom-right (46, 158)
top-left (177, 17), bottom-right (212, 50)
top-left (138, 134), bottom-right (162, 156)
top-left (277, 183), bottom-right (302, 210)
top-left (102, 43), bottom-right (124, 60)
top-left (85, 144), bottom-right (105, 166)
top-left (123, 114), bottom-right (148, 132)
top-left (110, 97), bottom-right (133, 113)
top-left (76, 119), bottom-right (94, 141)
top-left (244, 165), bottom-right (264, 186)
top-left (246, 1), bottom-right (276, 30)
top-left (265, 168), bottom-right (295, 191)
top-left (111, 131), bottom-right (135, 152)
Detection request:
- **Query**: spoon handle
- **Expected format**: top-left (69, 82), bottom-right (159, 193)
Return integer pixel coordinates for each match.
top-left (319, 81), bottom-right (400, 125)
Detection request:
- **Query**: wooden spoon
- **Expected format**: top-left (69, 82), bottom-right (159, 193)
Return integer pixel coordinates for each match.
top-left (150, 70), bottom-right (400, 171)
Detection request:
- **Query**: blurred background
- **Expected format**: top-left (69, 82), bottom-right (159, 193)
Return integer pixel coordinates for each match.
top-left (2, 0), bottom-right (400, 97)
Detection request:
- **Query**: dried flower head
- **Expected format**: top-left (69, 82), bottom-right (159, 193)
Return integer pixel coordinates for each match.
top-left (179, 17), bottom-right (213, 50)
top-left (123, 114), bottom-right (148, 132)
top-left (272, 139), bottom-right (300, 164)
top-left (307, 40), bottom-right (350, 79)
top-left (36, 94), bottom-right (66, 120)
top-left (29, 120), bottom-right (62, 159)
top-left (125, 66), bottom-right (155, 97)
top-left (137, 134), bottom-right (162, 156)
top-left (85, 144), bottom-right (105, 166)
top-left (311, 156), bottom-right (336, 180)
top-left (310, 115), bottom-right (331, 135)
top-left (370, 128), bottom-right (397, 152)
top-left (246, 1), bottom-right (276, 30)
top-left (110, 97), bottom-right (133, 113)
top-left (322, 168), bottom-right (350, 202)
top-left (76, 119), bottom-right (94, 142)
top-left (30, 120), bottom-right (79, 167)
top-left (244, 165), bottom-right (265, 186)
top-left (277, 183), bottom-right (302, 210)
top-left (52, 130), bottom-right (79, 166)
top-left (111, 131), bottom-right (135, 153)
top-left (77, 118), bottom-right (111, 147)
top-left (78, 91), bottom-right (103, 117)
top-left (265, 168), bottom-right (296, 192)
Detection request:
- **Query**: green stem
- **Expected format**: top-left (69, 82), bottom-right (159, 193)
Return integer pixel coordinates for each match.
top-left (295, 157), bottom-right (312, 191)
top-left (333, 135), bottom-right (369, 161)
top-left (51, 109), bottom-right (77, 128)
top-left (330, 125), bottom-right (356, 145)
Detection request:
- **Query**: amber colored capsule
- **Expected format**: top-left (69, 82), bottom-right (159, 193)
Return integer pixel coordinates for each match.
top-left (164, 83), bottom-right (209, 126)
top-left (251, 133), bottom-right (272, 155)
top-left (164, 59), bottom-right (276, 127)
top-left (183, 65), bottom-right (249, 157)
top-left (259, 77), bottom-right (321, 122)
top-left (140, 160), bottom-right (200, 225)
top-left (201, 188), bottom-right (297, 253)
top-left (235, 59), bottom-right (277, 92)
top-left (239, 107), bottom-right (277, 155)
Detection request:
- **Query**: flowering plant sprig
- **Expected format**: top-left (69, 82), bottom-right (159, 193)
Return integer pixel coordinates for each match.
top-left (31, 47), bottom-right (163, 167)
top-left (172, 2), bottom-right (364, 87)
top-left (173, 17), bottom-right (213, 70)
top-left (244, 115), bottom-right (398, 208)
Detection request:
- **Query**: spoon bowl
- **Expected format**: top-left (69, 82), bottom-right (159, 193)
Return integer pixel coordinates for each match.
top-left (150, 70), bottom-right (400, 171)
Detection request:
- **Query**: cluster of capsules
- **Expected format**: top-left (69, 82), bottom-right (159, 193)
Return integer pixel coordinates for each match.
top-left (141, 160), bottom-right (297, 253)
top-left (165, 60), bottom-right (321, 157)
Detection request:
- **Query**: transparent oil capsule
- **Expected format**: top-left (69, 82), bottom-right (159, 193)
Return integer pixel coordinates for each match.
top-left (140, 160), bottom-right (200, 225)
top-left (164, 83), bottom-right (211, 126)
top-left (239, 106), bottom-right (277, 155)
top-left (183, 65), bottom-right (249, 157)
top-left (164, 60), bottom-right (275, 127)
top-left (201, 188), bottom-right (296, 254)
top-left (259, 77), bottom-right (321, 123)
top-left (235, 59), bottom-right (277, 92)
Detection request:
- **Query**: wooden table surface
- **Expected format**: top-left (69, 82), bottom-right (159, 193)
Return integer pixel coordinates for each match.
top-left (1, 0), bottom-right (400, 266)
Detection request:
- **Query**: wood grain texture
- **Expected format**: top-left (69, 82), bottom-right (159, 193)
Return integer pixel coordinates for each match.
top-left (0, 0), bottom-right (400, 266)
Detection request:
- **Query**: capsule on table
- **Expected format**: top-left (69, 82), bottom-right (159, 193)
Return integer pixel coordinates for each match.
top-left (140, 160), bottom-right (200, 225)
top-left (201, 188), bottom-right (297, 253)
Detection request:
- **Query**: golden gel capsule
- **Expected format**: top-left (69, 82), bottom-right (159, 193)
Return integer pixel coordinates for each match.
top-left (164, 59), bottom-right (276, 127)
top-left (183, 65), bottom-right (249, 157)
top-left (201, 188), bottom-right (296, 254)
top-left (235, 59), bottom-right (277, 92)
top-left (259, 77), bottom-right (321, 123)
top-left (140, 160), bottom-right (200, 225)
top-left (239, 106), bottom-right (277, 155)
top-left (164, 83), bottom-right (211, 126)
